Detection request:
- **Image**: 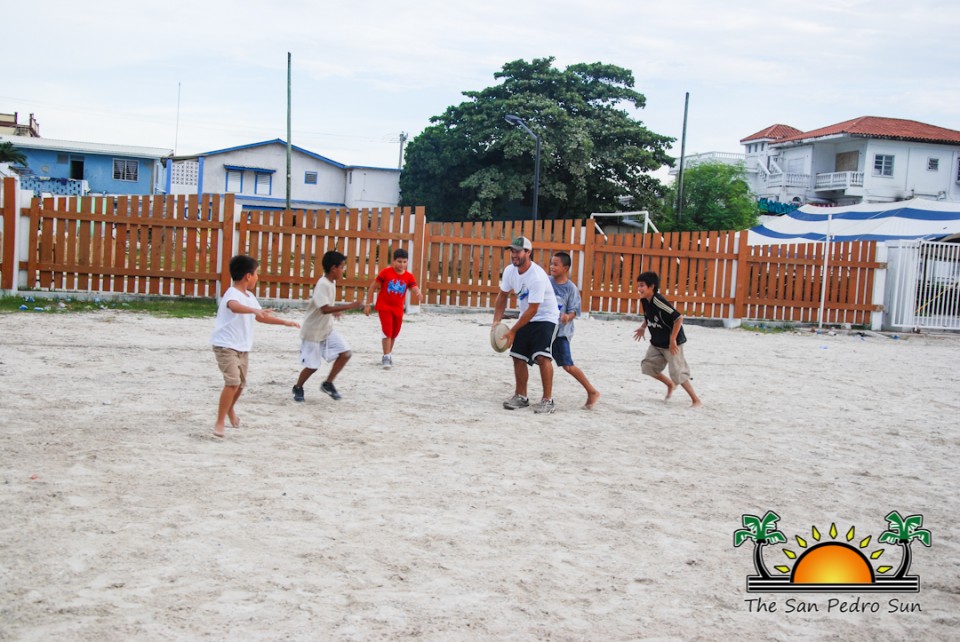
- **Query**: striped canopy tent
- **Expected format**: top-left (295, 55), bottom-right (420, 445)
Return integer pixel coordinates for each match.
top-left (747, 198), bottom-right (960, 245)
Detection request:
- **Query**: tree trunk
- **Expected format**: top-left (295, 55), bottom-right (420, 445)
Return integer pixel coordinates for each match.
top-left (753, 542), bottom-right (770, 579)
top-left (894, 542), bottom-right (913, 578)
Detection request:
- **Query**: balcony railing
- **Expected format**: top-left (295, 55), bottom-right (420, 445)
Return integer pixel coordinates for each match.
top-left (764, 172), bottom-right (809, 188)
top-left (815, 171), bottom-right (864, 190)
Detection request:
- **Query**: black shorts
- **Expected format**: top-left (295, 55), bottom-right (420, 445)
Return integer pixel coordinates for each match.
top-left (510, 321), bottom-right (557, 365)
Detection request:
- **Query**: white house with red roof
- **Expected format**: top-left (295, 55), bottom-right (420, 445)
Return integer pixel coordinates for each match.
top-left (741, 116), bottom-right (960, 206)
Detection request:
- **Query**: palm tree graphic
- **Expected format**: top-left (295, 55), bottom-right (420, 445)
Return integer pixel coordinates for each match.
top-left (878, 511), bottom-right (931, 579)
top-left (734, 511), bottom-right (786, 579)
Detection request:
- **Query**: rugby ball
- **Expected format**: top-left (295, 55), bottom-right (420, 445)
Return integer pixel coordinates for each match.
top-left (490, 322), bottom-right (511, 353)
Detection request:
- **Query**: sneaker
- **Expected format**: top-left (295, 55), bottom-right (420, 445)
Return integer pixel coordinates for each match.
top-left (292, 385), bottom-right (305, 402)
top-left (533, 398), bottom-right (556, 414)
top-left (381, 355), bottom-right (392, 369)
top-left (321, 381), bottom-right (342, 400)
top-left (502, 394), bottom-right (530, 410)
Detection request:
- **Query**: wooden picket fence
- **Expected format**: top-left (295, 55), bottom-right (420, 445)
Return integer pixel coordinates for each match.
top-left (0, 181), bottom-right (884, 325)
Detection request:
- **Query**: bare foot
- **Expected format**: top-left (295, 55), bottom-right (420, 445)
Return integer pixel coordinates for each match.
top-left (584, 390), bottom-right (600, 410)
top-left (691, 400), bottom-right (703, 409)
top-left (228, 411), bottom-right (240, 428)
top-left (213, 424), bottom-right (226, 438)
top-left (664, 382), bottom-right (676, 402)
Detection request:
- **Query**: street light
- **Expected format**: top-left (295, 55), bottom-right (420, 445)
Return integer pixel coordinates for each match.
top-left (504, 114), bottom-right (540, 235)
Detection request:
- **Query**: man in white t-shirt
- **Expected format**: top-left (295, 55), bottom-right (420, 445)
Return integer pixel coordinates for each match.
top-left (492, 236), bottom-right (560, 414)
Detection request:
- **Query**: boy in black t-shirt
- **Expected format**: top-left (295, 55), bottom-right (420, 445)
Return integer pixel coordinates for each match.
top-left (633, 271), bottom-right (702, 407)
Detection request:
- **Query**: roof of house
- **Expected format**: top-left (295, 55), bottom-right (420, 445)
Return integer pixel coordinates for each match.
top-left (740, 124), bottom-right (803, 143)
top-left (0, 134), bottom-right (173, 158)
top-left (177, 138), bottom-right (400, 172)
top-left (775, 116), bottom-right (960, 146)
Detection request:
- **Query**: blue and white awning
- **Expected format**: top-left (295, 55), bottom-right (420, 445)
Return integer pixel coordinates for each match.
top-left (748, 198), bottom-right (960, 245)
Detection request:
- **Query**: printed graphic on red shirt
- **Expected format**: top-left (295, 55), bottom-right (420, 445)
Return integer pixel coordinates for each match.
top-left (376, 268), bottom-right (417, 312)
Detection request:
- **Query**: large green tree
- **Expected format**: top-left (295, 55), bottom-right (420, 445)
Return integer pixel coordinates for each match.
top-left (658, 161), bottom-right (758, 232)
top-left (400, 58), bottom-right (674, 220)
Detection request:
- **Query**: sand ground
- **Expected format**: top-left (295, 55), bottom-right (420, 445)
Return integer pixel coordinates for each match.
top-left (1, 309), bottom-right (958, 641)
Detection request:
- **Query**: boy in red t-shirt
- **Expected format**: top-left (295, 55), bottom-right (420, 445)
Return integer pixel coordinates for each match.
top-left (363, 248), bottom-right (422, 368)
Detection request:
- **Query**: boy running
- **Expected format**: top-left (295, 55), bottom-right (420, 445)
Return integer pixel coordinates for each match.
top-left (633, 271), bottom-right (702, 407)
top-left (363, 248), bottom-right (422, 368)
top-left (293, 251), bottom-right (364, 402)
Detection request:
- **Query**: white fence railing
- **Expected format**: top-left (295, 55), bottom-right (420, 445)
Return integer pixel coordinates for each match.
top-left (885, 240), bottom-right (960, 331)
top-left (765, 172), bottom-right (809, 188)
top-left (815, 171), bottom-right (864, 190)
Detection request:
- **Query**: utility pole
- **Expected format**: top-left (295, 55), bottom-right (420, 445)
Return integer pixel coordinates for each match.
top-left (397, 131), bottom-right (408, 169)
top-left (675, 92), bottom-right (690, 225)
top-left (286, 52), bottom-right (292, 211)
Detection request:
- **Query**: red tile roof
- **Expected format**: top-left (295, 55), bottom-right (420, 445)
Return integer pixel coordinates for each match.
top-left (776, 116), bottom-right (960, 145)
top-left (740, 124), bottom-right (803, 143)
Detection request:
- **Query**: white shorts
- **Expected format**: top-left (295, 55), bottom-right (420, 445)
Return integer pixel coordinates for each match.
top-left (299, 331), bottom-right (350, 368)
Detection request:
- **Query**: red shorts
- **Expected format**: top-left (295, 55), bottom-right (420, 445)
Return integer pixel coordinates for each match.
top-left (378, 308), bottom-right (404, 339)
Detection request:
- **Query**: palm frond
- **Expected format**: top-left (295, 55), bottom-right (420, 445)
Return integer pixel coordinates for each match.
top-left (734, 529), bottom-right (756, 547)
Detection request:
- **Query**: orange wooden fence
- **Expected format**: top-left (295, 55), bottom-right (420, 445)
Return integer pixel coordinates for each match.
top-left (237, 206), bottom-right (424, 303)
top-left (1, 187), bottom-right (884, 325)
top-left (1, 178), bottom-right (14, 289)
top-left (737, 238), bottom-right (881, 325)
top-left (23, 193), bottom-right (231, 297)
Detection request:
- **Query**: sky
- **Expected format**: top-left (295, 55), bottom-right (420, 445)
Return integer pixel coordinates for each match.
top-left (4, 0), bottom-right (959, 175)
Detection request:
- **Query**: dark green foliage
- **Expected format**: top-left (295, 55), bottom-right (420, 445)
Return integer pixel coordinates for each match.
top-left (400, 58), bottom-right (674, 221)
top-left (657, 162), bottom-right (759, 232)
top-left (0, 142), bottom-right (28, 166)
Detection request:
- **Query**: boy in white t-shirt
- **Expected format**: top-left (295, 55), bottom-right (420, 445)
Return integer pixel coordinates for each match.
top-left (210, 255), bottom-right (300, 438)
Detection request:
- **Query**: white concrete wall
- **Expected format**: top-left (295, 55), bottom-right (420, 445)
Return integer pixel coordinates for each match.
top-left (344, 168), bottom-right (401, 208)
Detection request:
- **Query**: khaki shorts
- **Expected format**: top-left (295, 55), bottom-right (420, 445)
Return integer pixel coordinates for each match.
top-left (213, 347), bottom-right (249, 387)
top-left (641, 343), bottom-right (691, 385)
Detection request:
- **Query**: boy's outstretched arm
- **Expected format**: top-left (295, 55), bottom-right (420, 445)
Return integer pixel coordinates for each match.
top-left (633, 321), bottom-right (648, 341)
top-left (226, 300), bottom-right (299, 328)
top-left (362, 277), bottom-right (379, 316)
top-left (321, 300), bottom-right (364, 315)
top-left (256, 311), bottom-right (299, 328)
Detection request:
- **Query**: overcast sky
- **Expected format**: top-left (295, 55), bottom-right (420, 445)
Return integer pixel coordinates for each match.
top-left (4, 0), bottom-right (958, 172)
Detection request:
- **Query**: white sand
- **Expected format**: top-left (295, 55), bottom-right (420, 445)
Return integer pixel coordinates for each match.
top-left (1, 309), bottom-right (958, 640)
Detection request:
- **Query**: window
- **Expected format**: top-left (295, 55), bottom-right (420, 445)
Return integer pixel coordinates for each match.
top-left (255, 172), bottom-right (271, 195)
top-left (226, 169), bottom-right (242, 193)
top-left (927, 158), bottom-right (940, 171)
top-left (57, 154), bottom-right (68, 164)
top-left (873, 154), bottom-right (894, 177)
top-left (113, 159), bottom-right (139, 182)
top-left (304, 171), bottom-right (318, 185)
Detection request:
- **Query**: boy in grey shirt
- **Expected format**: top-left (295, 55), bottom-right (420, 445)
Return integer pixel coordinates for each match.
top-left (548, 252), bottom-right (600, 409)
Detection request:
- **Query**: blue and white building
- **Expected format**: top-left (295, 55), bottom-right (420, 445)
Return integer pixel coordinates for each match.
top-left (0, 133), bottom-right (172, 197)
top-left (166, 139), bottom-right (400, 210)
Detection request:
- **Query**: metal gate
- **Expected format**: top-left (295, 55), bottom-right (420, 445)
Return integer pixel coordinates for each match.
top-left (886, 240), bottom-right (960, 330)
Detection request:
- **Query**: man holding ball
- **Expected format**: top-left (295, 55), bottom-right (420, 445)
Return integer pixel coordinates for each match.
top-left (492, 237), bottom-right (560, 414)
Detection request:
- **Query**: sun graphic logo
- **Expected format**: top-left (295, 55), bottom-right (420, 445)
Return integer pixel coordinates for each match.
top-left (734, 511), bottom-right (931, 593)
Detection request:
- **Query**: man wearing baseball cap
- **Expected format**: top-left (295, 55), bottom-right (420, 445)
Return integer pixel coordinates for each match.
top-left (492, 236), bottom-right (560, 414)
